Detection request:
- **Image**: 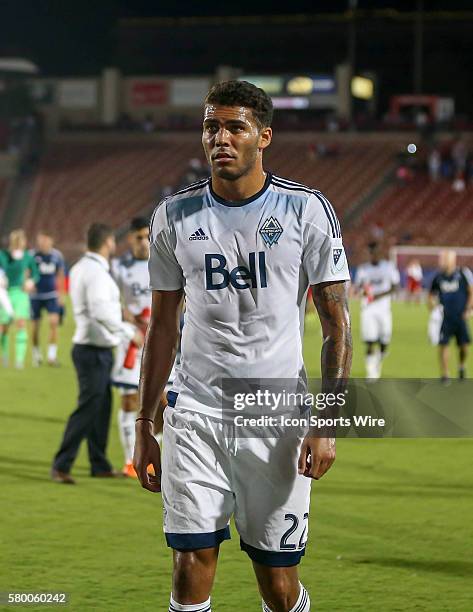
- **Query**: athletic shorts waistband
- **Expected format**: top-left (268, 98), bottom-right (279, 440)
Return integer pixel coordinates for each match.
top-left (165, 526), bottom-right (231, 551)
top-left (240, 539), bottom-right (306, 567)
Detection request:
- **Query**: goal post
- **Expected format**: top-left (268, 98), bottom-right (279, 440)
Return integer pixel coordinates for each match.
top-left (390, 245), bottom-right (473, 269)
top-left (389, 245), bottom-right (473, 290)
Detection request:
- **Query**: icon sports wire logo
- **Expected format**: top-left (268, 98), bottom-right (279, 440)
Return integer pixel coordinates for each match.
top-left (189, 228), bottom-right (209, 241)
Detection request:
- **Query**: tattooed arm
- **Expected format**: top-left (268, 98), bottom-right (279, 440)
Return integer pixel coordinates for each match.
top-left (298, 280), bottom-right (352, 480)
top-left (312, 280), bottom-right (352, 385)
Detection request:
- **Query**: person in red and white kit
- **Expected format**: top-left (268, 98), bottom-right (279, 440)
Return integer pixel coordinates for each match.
top-left (406, 258), bottom-right (423, 303)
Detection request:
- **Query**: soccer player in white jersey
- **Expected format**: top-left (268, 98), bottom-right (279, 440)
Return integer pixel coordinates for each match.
top-left (111, 218), bottom-right (163, 477)
top-left (354, 242), bottom-right (400, 379)
top-left (134, 81), bottom-right (352, 612)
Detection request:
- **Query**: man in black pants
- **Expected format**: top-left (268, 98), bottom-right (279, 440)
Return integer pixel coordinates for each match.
top-left (51, 224), bottom-right (143, 484)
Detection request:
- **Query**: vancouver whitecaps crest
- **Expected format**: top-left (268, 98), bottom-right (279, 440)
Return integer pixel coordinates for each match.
top-left (259, 217), bottom-right (283, 247)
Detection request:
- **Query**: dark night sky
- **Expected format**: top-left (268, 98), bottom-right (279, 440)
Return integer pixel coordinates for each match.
top-left (0, 0), bottom-right (472, 76)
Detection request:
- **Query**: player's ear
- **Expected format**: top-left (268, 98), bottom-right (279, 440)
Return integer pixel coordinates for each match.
top-left (258, 126), bottom-right (272, 151)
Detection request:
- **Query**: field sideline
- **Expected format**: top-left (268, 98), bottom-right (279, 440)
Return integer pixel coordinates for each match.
top-left (1, 300), bottom-right (472, 611)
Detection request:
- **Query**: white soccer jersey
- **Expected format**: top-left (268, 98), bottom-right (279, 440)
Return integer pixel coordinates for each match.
top-left (355, 260), bottom-right (400, 312)
top-left (407, 262), bottom-right (423, 281)
top-left (112, 254), bottom-right (152, 315)
top-left (111, 254), bottom-right (152, 390)
top-left (149, 173), bottom-right (350, 417)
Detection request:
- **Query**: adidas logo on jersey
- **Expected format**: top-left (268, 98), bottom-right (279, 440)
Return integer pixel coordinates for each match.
top-left (189, 228), bottom-right (209, 241)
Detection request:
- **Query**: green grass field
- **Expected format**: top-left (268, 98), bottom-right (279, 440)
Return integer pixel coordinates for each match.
top-left (1, 300), bottom-right (472, 611)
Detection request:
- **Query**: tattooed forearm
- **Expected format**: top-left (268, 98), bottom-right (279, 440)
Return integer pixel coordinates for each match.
top-left (312, 281), bottom-right (352, 386)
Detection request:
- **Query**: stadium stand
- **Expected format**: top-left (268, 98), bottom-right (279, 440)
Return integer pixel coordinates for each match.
top-left (0, 178), bottom-right (10, 227)
top-left (347, 176), bottom-right (473, 261)
top-left (265, 137), bottom-right (398, 215)
top-left (16, 132), bottom-right (473, 264)
top-left (20, 135), bottom-right (399, 261)
top-left (22, 138), bottom-right (202, 260)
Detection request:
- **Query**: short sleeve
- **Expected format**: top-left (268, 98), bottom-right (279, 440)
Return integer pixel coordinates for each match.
top-left (302, 193), bottom-right (350, 285)
top-left (148, 201), bottom-right (184, 290)
top-left (28, 253), bottom-right (40, 283)
top-left (461, 267), bottom-right (473, 286)
top-left (390, 264), bottom-right (401, 286)
top-left (354, 265), bottom-right (366, 288)
top-left (430, 274), bottom-right (440, 294)
top-left (56, 251), bottom-right (65, 272)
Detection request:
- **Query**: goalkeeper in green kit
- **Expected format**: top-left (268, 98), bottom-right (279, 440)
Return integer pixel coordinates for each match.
top-left (0, 229), bottom-right (39, 368)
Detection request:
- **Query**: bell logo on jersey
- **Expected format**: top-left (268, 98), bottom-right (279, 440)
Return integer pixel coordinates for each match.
top-left (131, 282), bottom-right (151, 297)
top-left (440, 279), bottom-right (460, 293)
top-left (38, 261), bottom-right (57, 275)
top-left (205, 252), bottom-right (268, 290)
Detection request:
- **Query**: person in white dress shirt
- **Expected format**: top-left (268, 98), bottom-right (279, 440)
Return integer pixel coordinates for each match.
top-left (51, 223), bottom-right (143, 484)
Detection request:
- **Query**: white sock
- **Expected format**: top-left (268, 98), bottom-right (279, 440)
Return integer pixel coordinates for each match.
top-left (118, 409), bottom-right (137, 463)
top-left (376, 351), bottom-right (384, 378)
top-left (47, 344), bottom-right (57, 361)
top-left (32, 346), bottom-right (42, 360)
top-left (169, 594), bottom-right (211, 611)
top-left (365, 353), bottom-right (379, 379)
top-left (262, 583), bottom-right (310, 612)
top-left (290, 584), bottom-right (310, 612)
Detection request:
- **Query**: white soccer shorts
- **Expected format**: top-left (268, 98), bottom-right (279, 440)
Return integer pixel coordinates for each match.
top-left (361, 308), bottom-right (392, 345)
top-left (161, 403), bottom-right (312, 567)
top-left (428, 305), bottom-right (443, 346)
top-left (112, 339), bottom-right (177, 395)
top-left (111, 338), bottom-right (142, 392)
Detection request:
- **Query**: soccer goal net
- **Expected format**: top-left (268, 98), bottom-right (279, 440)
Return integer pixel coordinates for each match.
top-left (390, 245), bottom-right (473, 288)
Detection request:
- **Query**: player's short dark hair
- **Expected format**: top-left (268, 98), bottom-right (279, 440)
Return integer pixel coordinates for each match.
top-left (87, 223), bottom-right (114, 251)
top-left (129, 217), bottom-right (149, 232)
top-left (205, 80), bottom-right (273, 129)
